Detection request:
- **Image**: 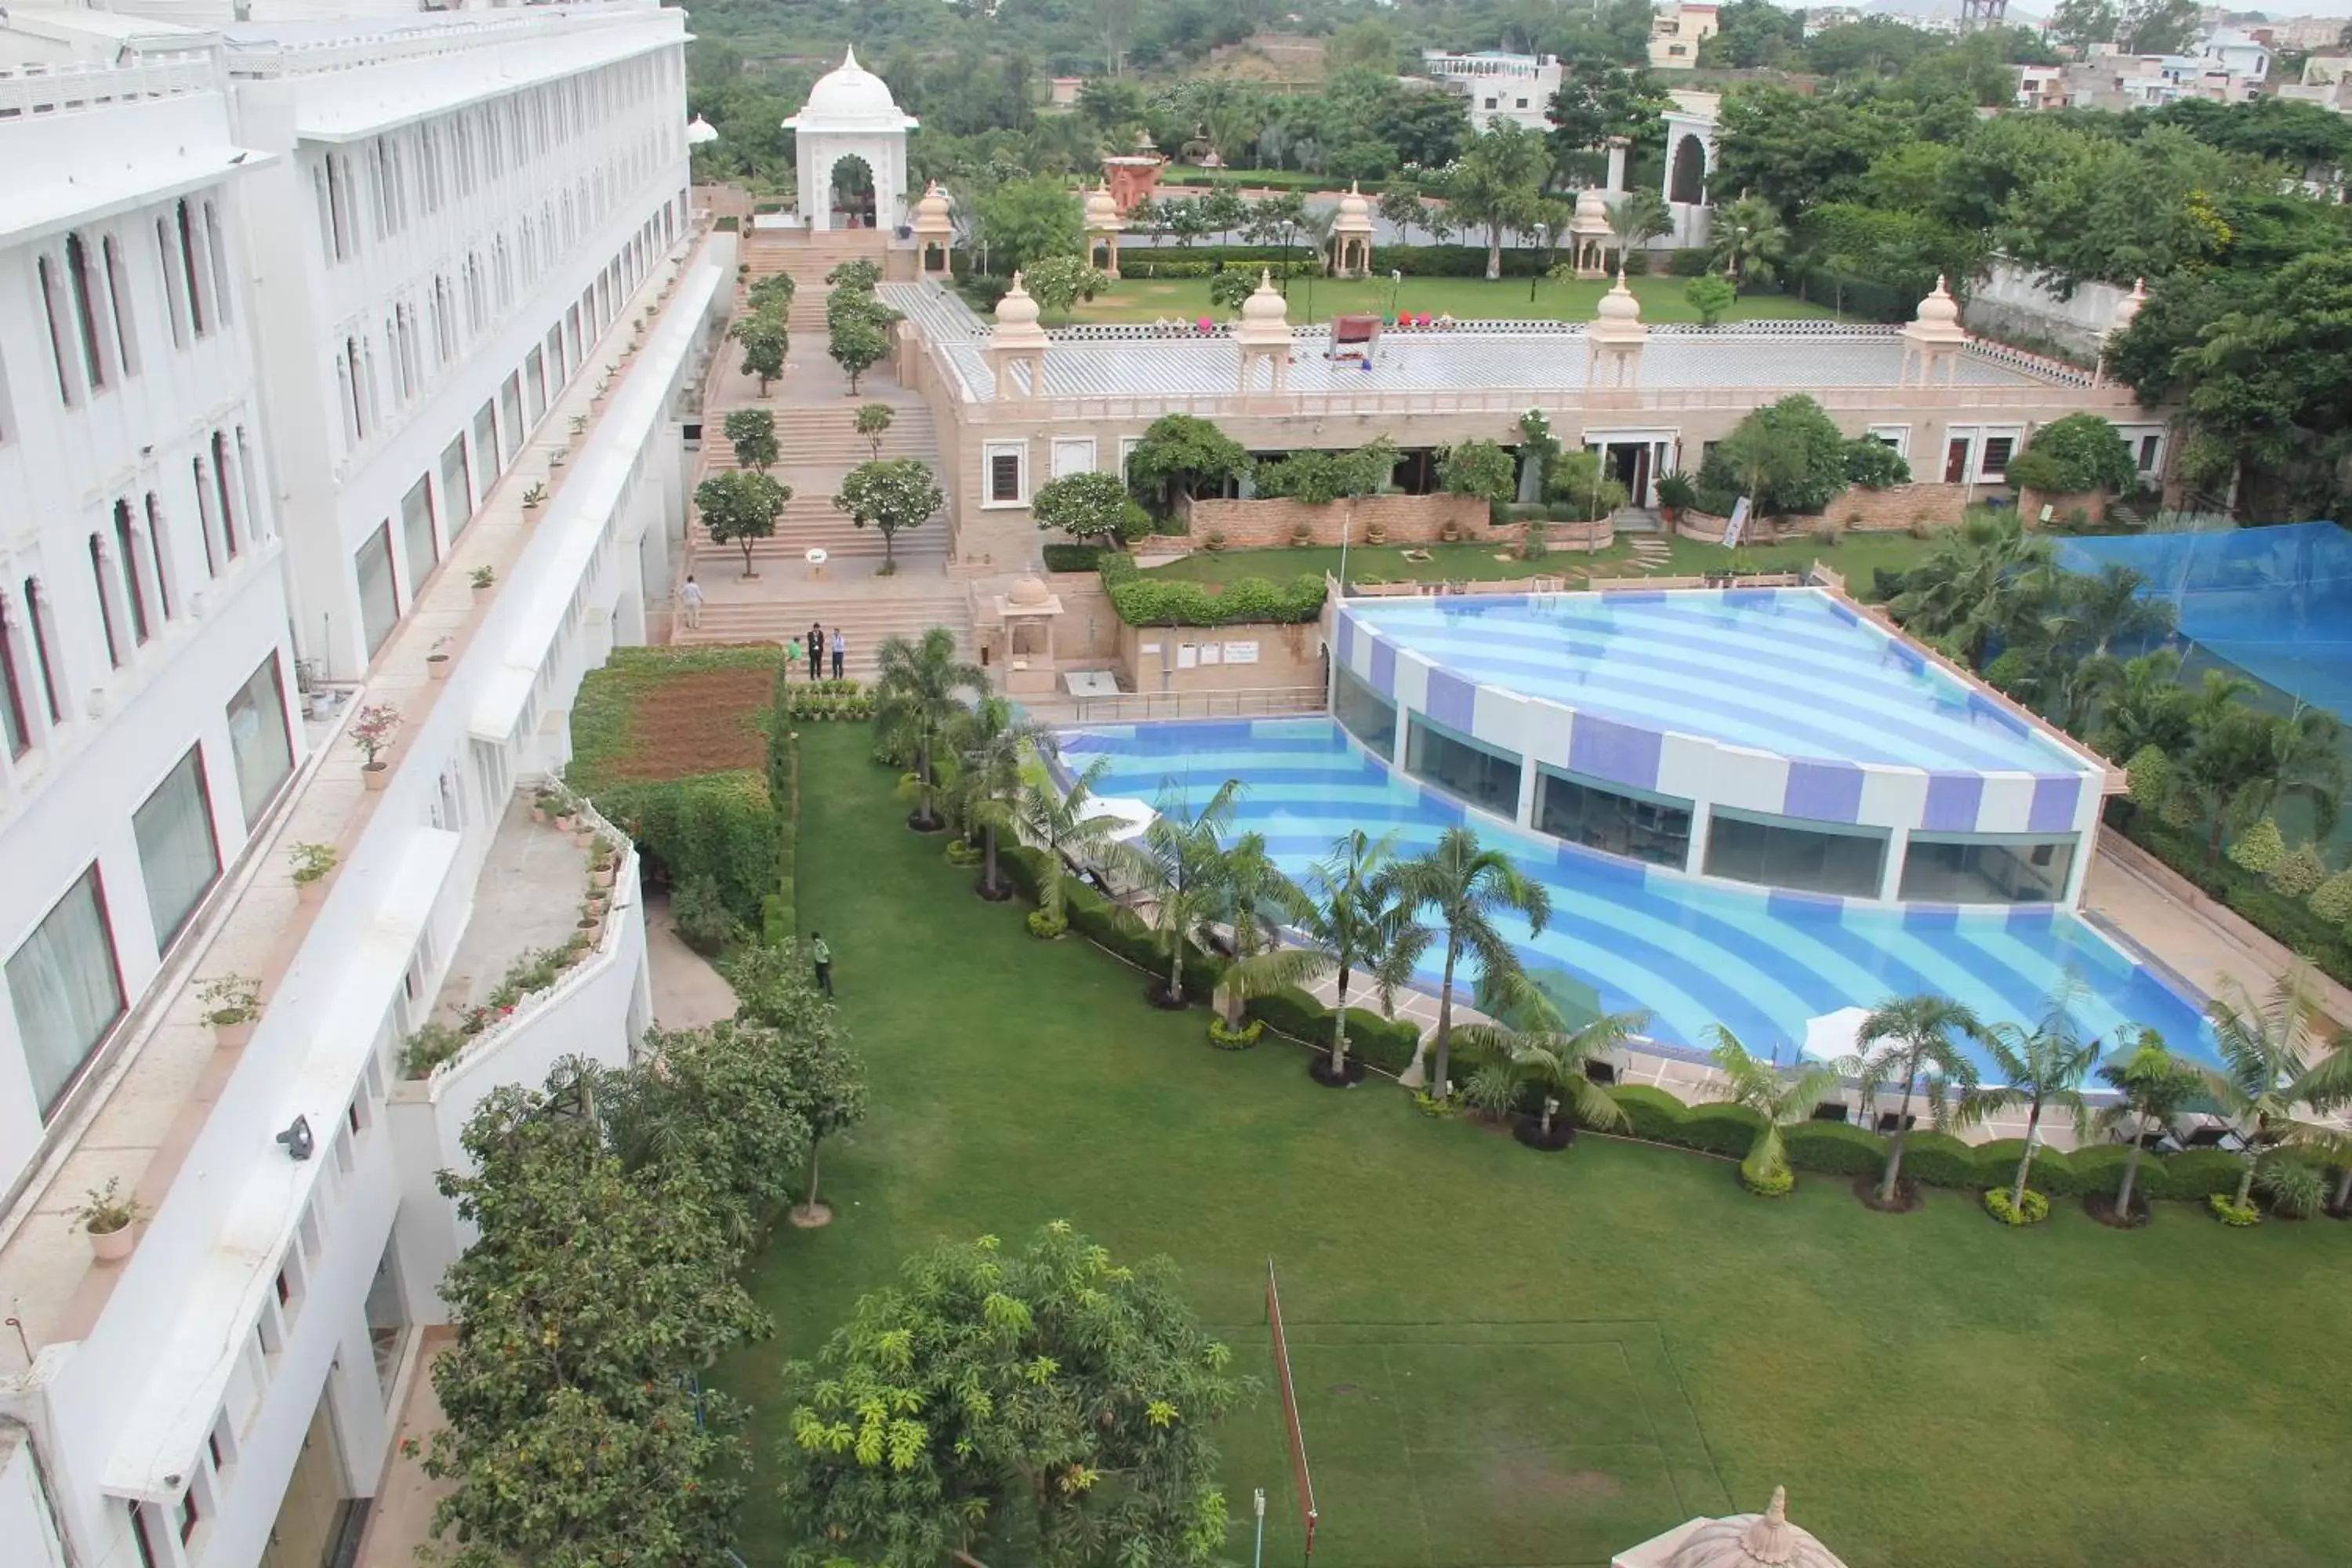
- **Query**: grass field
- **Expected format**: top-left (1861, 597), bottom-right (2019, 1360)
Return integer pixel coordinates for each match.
top-left (713, 727), bottom-right (2352, 1568)
top-left (1136, 531), bottom-right (1943, 597)
top-left (1063, 274), bottom-right (1839, 328)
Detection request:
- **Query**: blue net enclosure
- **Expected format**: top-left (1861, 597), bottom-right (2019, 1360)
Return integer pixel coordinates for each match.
top-left (2056, 523), bottom-right (2352, 723)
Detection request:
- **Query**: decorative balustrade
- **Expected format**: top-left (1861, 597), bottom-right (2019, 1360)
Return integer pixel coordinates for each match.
top-left (0, 53), bottom-right (221, 118)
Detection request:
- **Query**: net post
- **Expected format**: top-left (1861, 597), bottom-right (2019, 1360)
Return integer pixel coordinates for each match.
top-left (1265, 1257), bottom-right (1318, 1560)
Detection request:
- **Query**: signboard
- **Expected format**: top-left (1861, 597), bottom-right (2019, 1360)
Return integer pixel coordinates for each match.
top-left (1177, 643), bottom-right (1199, 670)
top-left (1223, 641), bottom-right (1261, 665)
top-left (1200, 643), bottom-right (1222, 666)
top-left (1722, 495), bottom-right (1751, 549)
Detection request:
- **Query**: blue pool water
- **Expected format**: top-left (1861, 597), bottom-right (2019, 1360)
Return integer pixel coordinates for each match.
top-left (1062, 717), bottom-right (2216, 1074)
top-left (1346, 590), bottom-right (2089, 774)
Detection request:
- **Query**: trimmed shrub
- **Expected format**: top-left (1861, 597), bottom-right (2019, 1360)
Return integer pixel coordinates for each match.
top-left (1984, 1187), bottom-right (2051, 1225)
top-left (998, 844), bottom-right (1050, 904)
top-left (594, 771), bottom-right (778, 924)
top-left (2147, 1148), bottom-right (2248, 1202)
top-left (1668, 249), bottom-right (1715, 277)
top-left (2209, 1192), bottom-right (2260, 1226)
top-left (1891, 1130), bottom-right (1979, 1189)
top-left (2266, 840), bottom-right (2325, 900)
top-left (1042, 543), bottom-right (1105, 574)
top-left (1675, 1104), bottom-right (1766, 1159)
top-left (1973, 1141), bottom-right (2081, 1197)
top-left (2066, 1142), bottom-right (2142, 1196)
top-left (671, 873), bottom-right (739, 956)
top-left (1247, 987), bottom-right (1329, 1044)
top-left (1347, 1012), bottom-right (1423, 1076)
top-left (2308, 867), bottom-right (2352, 925)
top-left (1208, 1018), bottom-right (1265, 1049)
top-left (1099, 553), bottom-right (1326, 627)
top-left (1782, 1120), bottom-right (1886, 1176)
top-left (2227, 815), bottom-right (2285, 875)
top-left (1741, 1149), bottom-right (1795, 1196)
top-left (1608, 1083), bottom-right (1691, 1142)
top-left (1025, 909), bottom-right (1068, 939)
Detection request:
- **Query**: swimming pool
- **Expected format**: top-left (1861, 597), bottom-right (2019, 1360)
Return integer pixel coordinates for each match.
top-left (1062, 717), bottom-right (2216, 1074)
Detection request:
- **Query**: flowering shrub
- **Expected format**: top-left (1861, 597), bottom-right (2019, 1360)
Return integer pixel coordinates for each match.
top-left (1983, 1186), bottom-right (2051, 1226)
top-left (2208, 1192), bottom-right (2261, 1227)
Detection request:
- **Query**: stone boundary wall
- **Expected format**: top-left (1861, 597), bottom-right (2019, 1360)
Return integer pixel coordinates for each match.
top-left (1675, 483), bottom-right (1976, 543)
top-left (2019, 487), bottom-right (2108, 526)
top-left (1185, 492), bottom-right (1493, 548)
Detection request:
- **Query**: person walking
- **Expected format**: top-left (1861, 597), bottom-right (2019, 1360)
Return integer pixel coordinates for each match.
top-left (810, 931), bottom-right (833, 997)
top-left (807, 621), bottom-right (825, 682)
top-left (784, 632), bottom-right (803, 680)
top-left (680, 574), bottom-right (704, 631)
top-left (829, 626), bottom-right (847, 680)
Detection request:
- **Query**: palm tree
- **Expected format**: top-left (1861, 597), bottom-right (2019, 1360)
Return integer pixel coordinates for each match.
top-left (1610, 189), bottom-right (1671, 256)
top-left (1708, 1028), bottom-right (1840, 1192)
top-left (1974, 984), bottom-right (2103, 1212)
top-left (2201, 964), bottom-right (2343, 1210)
top-left (1708, 195), bottom-right (1788, 288)
top-left (1014, 755), bottom-right (1131, 924)
top-left (1888, 511), bottom-right (2056, 670)
top-left (1856, 995), bottom-right (1986, 1203)
top-left (1293, 830), bottom-right (1431, 1082)
top-left (2070, 562), bottom-right (2172, 657)
top-left (2092, 1030), bottom-right (2204, 1220)
top-left (1398, 826), bottom-right (1551, 1099)
top-left (2176, 699), bottom-right (2342, 868)
top-left (2294, 1017), bottom-right (2352, 1213)
top-left (1207, 833), bottom-right (1316, 1033)
top-left (955, 696), bottom-right (1056, 901)
top-left (1134, 779), bottom-right (1243, 1008)
top-left (2092, 648), bottom-right (2198, 762)
top-left (1456, 978), bottom-right (1639, 1142)
top-left (872, 628), bottom-right (986, 833)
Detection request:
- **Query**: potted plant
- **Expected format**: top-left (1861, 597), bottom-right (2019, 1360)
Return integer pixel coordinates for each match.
top-left (351, 702), bottom-right (401, 789)
top-left (570, 413), bottom-right (590, 437)
top-left (521, 484), bottom-right (546, 510)
top-left (289, 842), bottom-right (337, 903)
top-left (532, 786), bottom-right (560, 823)
top-left (1365, 521), bottom-right (1389, 546)
top-left (573, 814), bottom-right (597, 848)
top-left (471, 564), bottom-right (496, 595)
top-left (590, 842), bottom-right (617, 889)
top-left (197, 973), bottom-right (261, 1044)
top-left (426, 635), bottom-right (453, 680)
top-left (76, 1178), bottom-right (143, 1263)
top-left (1655, 471), bottom-right (1696, 524)
top-left (576, 898), bottom-right (601, 934)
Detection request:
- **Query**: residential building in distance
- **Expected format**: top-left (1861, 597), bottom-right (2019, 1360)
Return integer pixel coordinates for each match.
top-left (1649, 2), bottom-right (1720, 68)
top-left (1419, 49), bottom-right (1562, 132)
top-left (2277, 53), bottom-right (2351, 112)
top-left (0, 3), bottom-right (729, 1566)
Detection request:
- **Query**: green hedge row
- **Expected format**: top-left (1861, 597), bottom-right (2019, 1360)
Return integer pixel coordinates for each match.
top-left (1042, 543), bottom-right (1107, 573)
top-left (1244, 986), bottom-right (1422, 1077)
top-left (2106, 801), bottom-right (2352, 989)
top-left (1606, 1085), bottom-right (2264, 1201)
top-left (1121, 257), bottom-right (1323, 281)
top-left (1099, 552), bottom-right (1325, 628)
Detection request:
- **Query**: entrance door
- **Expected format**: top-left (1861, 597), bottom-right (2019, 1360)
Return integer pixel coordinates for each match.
top-left (260, 1390), bottom-right (346, 1568)
top-left (1605, 442), bottom-right (1652, 508)
top-left (1944, 437), bottom-right (1971, 485)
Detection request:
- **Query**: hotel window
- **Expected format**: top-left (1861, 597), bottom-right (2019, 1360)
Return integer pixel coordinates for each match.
top-left (441, 434), bottom-right (474, 538)
top-left (144, 495), bottom-right (176, 621)
top-left (0, 594), bottom-right (30, 759)
top-left (111, 500), bottom-right (152, 645)
top-left (1404, 714), bottom-right (1523, 816)
top-left (1899, 833), bottom-right (2077, 904)
top-left (202, 201), bottom-right (231, 327)
top-left (211, 432), bottom-right (242, 559)
top-left (7, 866), bottom-right (126, 1118)
top-left (984, 441), bottom-right (1028, 506)
top-left (401, 474), bottom-right (438, 592)
top-left (176, 201), bottom-right (212, 338)
top-left (135, 746), bottom-right (221, 949)
top-left (89, 535), bottom-right (126, 669)
top-left (501, 373), bottom-right (524, 452)
top-left (1050, 437), bottom-right (1096, 478)
top-left (24, 579), bottom-right (63, 723)
top-left (1333, 666), bottom-right (1397, 761)
top-left (64, 234), bottom-right (112, 393)
top-left (1703, 808), bottom-right (1887, 899)
top-left (1977, 437), bottom-right (2015, 481)
top-left (37, 256), bottom-right (82, 406)
top-left (524, 346), bottom-right (547, 425)
top-left (473, 401), bottom-right (501, 482)
top-left (226, 655), bottom-right (293, 829)
top-left (2135, 433), bottom-right (2163, 476)
top-left (1536, 767), bottom-right (1694, 870)
top-left (355, 524), bottom-right (400, 659)
top-left (1864, 425), bottom-right (1909, 457)
top-left (102, 235), bottom-right (140, 378)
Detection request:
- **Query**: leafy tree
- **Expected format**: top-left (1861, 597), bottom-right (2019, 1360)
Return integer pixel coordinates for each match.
top-left (695, 467), bottom-right (789, 579)
top-left (1973, 985), bottom-right (2102, 1212)
top-left (1127, 414), bottom-right (1250, 517)
top-left (873, 626), bottom-right (985, 831)
top-left (1207, 267), bottom-right (1258, 314)
top-left (1033, 469), bottom-right (1146, 547)
top-left (1700, 394), bottom-right (1851, 517)
top-left (1134, 779), bottom-right (1244, 1007)
top-left (2117, 0), bottom-right (2200, 53)
top-left (1544, 61), bottom-right (1670, 162)
top-left (2047, 0), bottom-right (2118, 45)
top-left (2095, 648), bottom-right (2197, 761)
top-left (825, 258), bottom-right (884, 295)
top-left (2092, 1033), bottom-right (2204, 1218)
top-left (721, 406), bottom-right (779, 474)
top-left (1804, 17), bottom-right (1943, 78)
top-left (976, 174), bottom-right (1083, 274)
top-left (773, 1222), bottom-right (1244, 1568)
top-left (852, 401), bottom-right (895, 463)
top-left (1611, 189), bottom-right (1671, 252)
top-left (1378, 184), bottom-right (1429, 244)
top-left (1023, 251), bottom-right (1109, 323)
top-left (726, 941), bottom-right (868, 1221)
top-left (1240, 191), bottom-right (1312, 270)
top-left (2201, 965), bottom-right (2346, 1210)
top-left (2067, 563), bottom-right (2171, 658)
top-left (1445, 120), bottom-right (1552, 279)
top-left (1544, 448), bottom-right (1628, 521)
top-left (1254, 438), bottom-right (1398, 507)
top-left (1438, 439), bottom-right (1519, 503)
top-left (1015, 754), bottom-right (1133, 925)
top-left (1708, 194), bottom-right (1788, 286)
top-left (2009, 413), bottom-right (2136, 496)
top-left (1855, 995), bottom-right (1987, 1203)
top-left (833, 457), bottom-right (942, 574)
top-left (1706, 1028), bottom-right (1840, 1192)
top-left (826, 310), bottom-right (891, 397)
top-left (2166, 252), bottom-right (2352, 502)
top-left (1712, 87), bottom-right (1908, 223)
top-left (1457, 979), bottom-right (1639, 1142)
top-left (1704, 0), bottom-right (1806, 67)
top-left (1293, 829), bottom-right (1429, 1081)
top-left (746, 271), bottom-right (795, 315)
top-left (604, 1022), bottom-right (812, 1243)
top-left (1399, 826), bottom-right (1551, 1100)
top-left (728, 310), bottom-right (789, 396)
top-left (1842, 437), bottom-right (1911, 489)
top-left (2174, 695), bottom-right (2344, 868)
top-left (1684, 274), bottom-right (1735, 327)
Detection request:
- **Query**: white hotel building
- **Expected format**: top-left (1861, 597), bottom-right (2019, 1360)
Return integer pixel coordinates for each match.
top-left (0, 4), bottom-right (729, 1566)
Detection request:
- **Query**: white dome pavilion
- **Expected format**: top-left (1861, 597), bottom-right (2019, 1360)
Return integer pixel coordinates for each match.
top-left (782, 49), bottom-right (918, 232)
top-left (789, 47), bottom-right (915, 129)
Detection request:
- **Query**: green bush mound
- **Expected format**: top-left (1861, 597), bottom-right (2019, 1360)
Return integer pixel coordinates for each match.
top-left (1886, 1130), bottom-right (1978, 1189)
top-left (2108, 802), bottom-right (2352, 989)
top-left (1780, 1119), bottom-right (1887, 1176)
top-left (593, 772), bottom-right (776, 924)
top-left (1606, 1083), bottom-right (1691, 1142)
top-left (1676, 1104), bottom-right (1768, 1160)
top-left (1099, 553), bottom-right (1325, 627)
top-left (1042, 543), bottom-right (1105, 574)
top-left (2145, 1147), bottom-right (2248, 1202)
top-left (1244, 987), bottom-right (1422, 1075)
top-left (1973, 1141), bottom-right (2080, 1196)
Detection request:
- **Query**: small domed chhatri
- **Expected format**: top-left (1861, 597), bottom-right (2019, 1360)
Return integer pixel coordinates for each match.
top-left (1915, 274), bottom-right (1962, 327)
top-left (1335, 180), bottom-right (1374, 227)
top-left (1568, 185), bottom-right (1615, 278)
top-left (1083, 183), bottom-right (1121, 229)
top-left (1007, 574), bottom-right (1053, 608)
top-left (1239, 270), bottom-right (1290, 331)
top-left (994, 273), bottom-right (1045, 337)
top-left (1613, 1486), bottom-right (1849, 1568)
top-left (790, 47), bottom-right (913, 128)
top-left (1898, 273), bottom-right (1970, 386)
top-left (914, 182), bottom-right (951, 228)
top-left (1330, 181), bottom-right (1375, 277)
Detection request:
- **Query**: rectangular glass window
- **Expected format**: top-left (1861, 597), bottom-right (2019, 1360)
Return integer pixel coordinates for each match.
top-left (524, 347), bottom-right (546, 424)
top-left (1978, 437), bottom-right (2015, 480)
top-left (499, 373), bottom-right (523, 456)
top-left (354, 523), bottom-right (399, 658)
top-left (440, 435), bottom-right (474, 538)
top-left (226, 654), bottom-right (293, 829)
top-left (1536, 767), bottom-right (1693, 870)
top-left (986, 447), bottom-right (1022, 503)
top-left (473, 401), bottom-right (500, 482)
top-left (1333, 666), bottom-right (1397, 761)
top-left (1898, 833), bottom-right (2078, 904)
top-left (544, 325), bottom-right (566, 391)
top-left (1404, 714), bottom-right (1521, 817)
top-left (400, 475), bottom-right (437, 592)
top-left (135, 746), bottom-right (220, 948)
top-left (1703, 809), bottom-right (1887, 899)
top-left (7, 866), bottom-right (125, 1118)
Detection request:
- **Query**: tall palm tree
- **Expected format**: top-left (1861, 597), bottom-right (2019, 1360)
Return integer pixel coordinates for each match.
top-left (1974, 983), bottom-right (2103, 1211)
top-left (1856, 995), bottom-right (1986, 1203)
top-left (1456, 978), bottom-right (1638, 1142)
top-left (1014, 755), bottom-right (1130, 924)
top-left (2201, 964), bottom-right (2343, 1210)
top-left (1708, 195), bottom-right (1788, 287)
top-left (955, 696), bottom-right (1057, 901)
top-left (1888, 512), bottom-right (2055, 670)
top-left (1610, 189), bottom-right (1671, 256)
top-left (1398, 826), bottom-right (1551, 1098)
top-left (2092, 1030), bottom-right (2204, 1219)
top-left (2070, 562), bottom-right (2172, 657)
top-left (1708, 1028), bottom-right (1840, 1192)
top-left (2176, 699), bottom-right (2342, 869)
top-left (2092, 648), bottom-right (2198, 763)
top-left (1207, 833), bottom-right (1316, 1033)
top-left (1134, 779), bottom-right (1243, 1008)
top-left (1293, 830), bottom-right (1431, 1082)
top-left (872, 628), bottom-right (985, 833)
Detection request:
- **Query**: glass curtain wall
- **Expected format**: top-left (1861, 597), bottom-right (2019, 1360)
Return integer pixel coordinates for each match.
top-left (1899, 834), bottom-right (2077, 903)
top-left (1333, 666), bottom-right (1397, 760)
top-left (1703, 809), bottom-right (1887, 898)
top-left (1536, 767), bottom-right (1693, 869)
top-left (1404, 714), bottom-right (1521, 817)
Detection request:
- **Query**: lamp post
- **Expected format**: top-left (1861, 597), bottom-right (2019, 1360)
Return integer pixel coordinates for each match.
top-left (1253, 1488), bottom-right (1266, 1568)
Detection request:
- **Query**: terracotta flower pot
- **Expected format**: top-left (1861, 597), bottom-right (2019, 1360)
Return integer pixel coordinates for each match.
top-left (297, 880), bottom-right (324, 906)
top-left (89, 1223), bottom-right (136, 1263)
top-left (214, 1021), bottom-right (255, 1049)
top-left (426, 655), bottom-right (450, 681)
top-left (362, 762), bottom-right (390, 791)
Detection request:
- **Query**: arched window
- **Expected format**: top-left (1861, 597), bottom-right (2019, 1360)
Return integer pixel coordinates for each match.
top-left (89, 535), bottom-right (125, 669)
top-left (103, 236), bottom-right (140, 378)
top-left (144, 494), bottom-right (175, 620)
top-left (36, 256), bottom-right (82, 405)
top-left (1668, 135), bottom-right (1707, 207)
top-left (65, 234), bottom-right (111, 392)
top-left (24, 578), bottom-right (64, 723)
top-left (176, 201), bottom-right (211, 336)
top-left (111, 499), bottom-right (151, 645)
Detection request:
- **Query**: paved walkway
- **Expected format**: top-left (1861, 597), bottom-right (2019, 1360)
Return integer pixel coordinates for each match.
top-left (643, 891), bottom-right (739, 1028)
top-left (351, 1330), bottom-right (454, 1568)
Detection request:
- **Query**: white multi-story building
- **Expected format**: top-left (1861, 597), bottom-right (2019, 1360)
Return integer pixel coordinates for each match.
top-left (1419, 49), bottom-right (1563, 132)
top-left (1648, 2), bottom-right (1719, 69)
top-left (0, 5), bottom-right (730, 1566)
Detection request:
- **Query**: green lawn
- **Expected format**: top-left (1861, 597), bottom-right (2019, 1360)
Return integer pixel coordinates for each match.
top-left (1136, 531), bottom-right (1941, 597)
top-left (1065, 273), bottom-right (1839, 327)
top-left (714, 727), bottom-right (2352, 1568)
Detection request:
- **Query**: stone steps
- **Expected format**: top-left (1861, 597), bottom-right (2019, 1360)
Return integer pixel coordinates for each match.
top-left (679, 591), bottom-right (973, 677)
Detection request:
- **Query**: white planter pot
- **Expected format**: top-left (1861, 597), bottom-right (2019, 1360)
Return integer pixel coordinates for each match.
top-left (89, 1223), bottom-right (136, 1263)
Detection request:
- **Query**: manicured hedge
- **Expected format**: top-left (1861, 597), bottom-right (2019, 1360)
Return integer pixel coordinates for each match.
top-left (1099, 552), bottom-right (1325, 627)
top-left (1042, 543), bottom-right (1105, 574)
top-left (1889, 1130), bottom-right (1979, 1189)
top-left (2143, 1147), bottom-right (2248, 1202)
top-left (1121, 256), bottom-right (1322, 281)
top-left (1246, 987), bottom-right (1422, 1076)
top-left (2107, 801), bottom-right (2352, 989)
top-left (1678, 1105), bottom-right (1767, 1159)
top-left (1780, 1120), bottom-right (1886, 1176)
top-left (593, 772), bottom-right (777, 924)
top-left (1608, 1084), bottom-right (1693, 1143)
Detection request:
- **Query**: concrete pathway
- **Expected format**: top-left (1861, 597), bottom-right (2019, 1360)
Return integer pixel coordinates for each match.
top-left (352, 1330), bottom-right (455, 1568)
top-left (643, 891), bottom-right (739, 1028)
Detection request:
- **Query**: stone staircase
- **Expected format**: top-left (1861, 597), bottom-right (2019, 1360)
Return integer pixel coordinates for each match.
top-left (681, 584), bottom-right (974, 681)
top-left (743, 228), bottom-right (887, 336)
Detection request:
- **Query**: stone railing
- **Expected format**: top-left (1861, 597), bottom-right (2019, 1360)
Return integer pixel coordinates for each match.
top-left (1965, 337), bottom-right (2096, 387)
top-left (0, 53), bottom-right (221, 115)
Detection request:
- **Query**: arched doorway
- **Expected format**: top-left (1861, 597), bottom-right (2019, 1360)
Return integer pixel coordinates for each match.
top-left (1668, 135), bottom-right (1707, 207)
top-left (829, 154), bottom-right (877, 229)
